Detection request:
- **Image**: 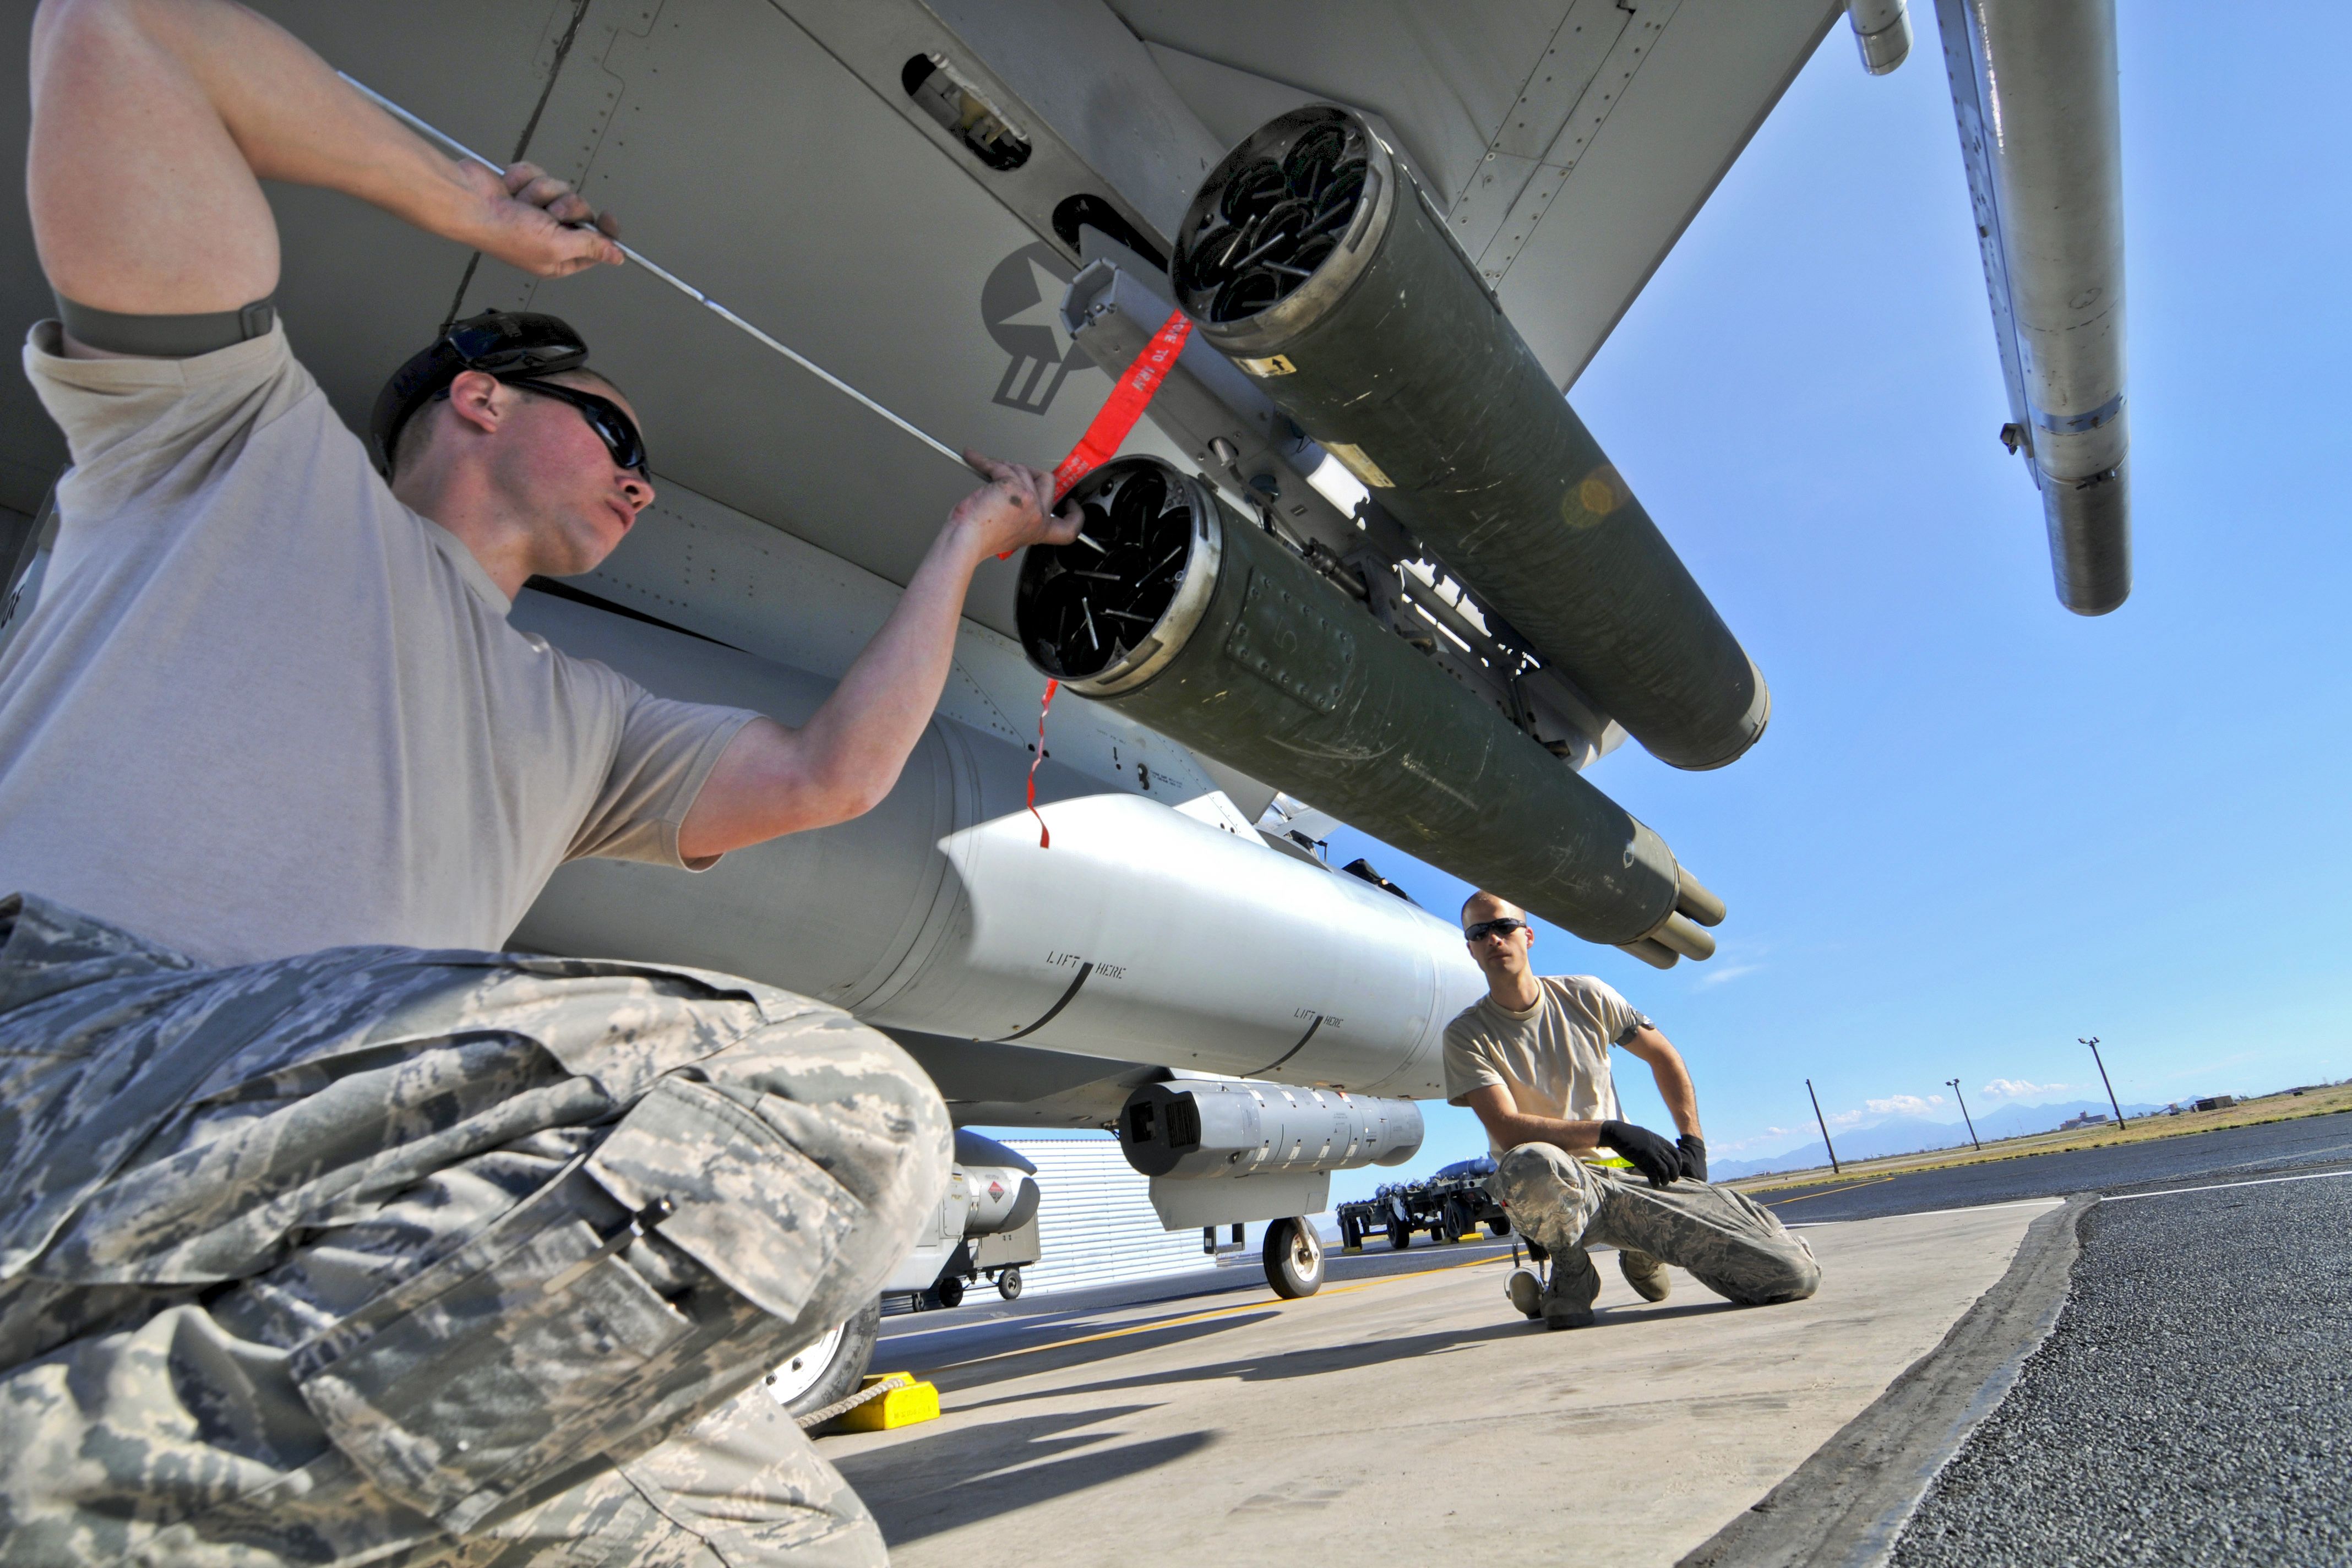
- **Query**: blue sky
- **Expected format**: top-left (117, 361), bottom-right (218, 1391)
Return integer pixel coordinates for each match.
top-left (1313, 3), bottom-right (2352, 1193)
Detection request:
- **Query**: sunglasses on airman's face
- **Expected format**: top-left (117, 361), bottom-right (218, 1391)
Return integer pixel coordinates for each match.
top-left (1464, 918), bottom-right (1527, 942)
top-left (504, 377), bottom-right (650, 476)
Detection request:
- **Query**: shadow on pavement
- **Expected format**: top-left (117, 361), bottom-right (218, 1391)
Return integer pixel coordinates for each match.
top-left (943, 1290), bottom-right (1754, 1413)
top-left (833, 1403), bottom-right (1214, 1546)
top-left (951, 1316), bottom-right (1540, 1412)
top-left (921, 1309), bottom-right (1281, 1394)
top-left (1604, 1297), bottom-right (1751, 1326)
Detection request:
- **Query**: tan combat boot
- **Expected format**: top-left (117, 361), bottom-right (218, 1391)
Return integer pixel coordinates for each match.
top-left (1542, 1248), bottom-right (1602, 1330)
top-left (1619, 1248), bottom-right (1672, 1303)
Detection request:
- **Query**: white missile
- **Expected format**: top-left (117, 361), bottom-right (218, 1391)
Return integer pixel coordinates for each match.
top-left (510, 591), bottom-right (1484, 1098)
top-left (1935, 0), bottom-right (2130, 613)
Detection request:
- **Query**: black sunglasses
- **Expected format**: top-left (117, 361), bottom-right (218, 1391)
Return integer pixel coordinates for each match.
top-left (503, 377), bottom-right (650, 476)
top-left (1464, 917), bottom-right (1527, 942)
top-left (375, 310), bottom-right (614, 475)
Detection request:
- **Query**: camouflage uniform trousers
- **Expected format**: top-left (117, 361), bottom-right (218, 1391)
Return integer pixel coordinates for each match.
top-left (0, 892), bottom-right (952, 1565)
top-left (1492, 1142), bottom-right (1820, 1312)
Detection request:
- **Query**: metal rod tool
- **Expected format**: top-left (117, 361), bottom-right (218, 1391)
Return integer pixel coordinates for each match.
top-left (339, 72), bottom-right (965, 466)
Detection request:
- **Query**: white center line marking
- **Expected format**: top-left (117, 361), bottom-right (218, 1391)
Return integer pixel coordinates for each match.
top-left (2101, 1166), bottom-right (2352, 1202)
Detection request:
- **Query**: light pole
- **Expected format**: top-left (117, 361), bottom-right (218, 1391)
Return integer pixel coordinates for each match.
top-left (2079, 1036), bottom-right (2125, 1126)
top-left (1947, 1078), bottom-right (1981, 1151)
top-left (1806, 1078), bottom-right (1842, 1174)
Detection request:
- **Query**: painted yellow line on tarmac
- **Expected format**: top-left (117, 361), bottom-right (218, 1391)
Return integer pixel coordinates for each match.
top-left (1765, 1173), bottom-right (1900, 1206)
top-left (927, 1251), bottom-right (1516, 1375)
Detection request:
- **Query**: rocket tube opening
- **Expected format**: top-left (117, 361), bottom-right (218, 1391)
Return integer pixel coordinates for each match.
top-left (1015, 455), bottom-right (1697, 953)
top-left (1173, 104), bottom-right (1770, 773)
top-left (1016, 459), bottom-right (1223, 696)
top-left (1173, 106), bottom-right (1387, 336)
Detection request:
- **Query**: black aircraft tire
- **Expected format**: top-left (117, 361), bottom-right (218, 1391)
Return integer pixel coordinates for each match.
top-left (1264, 1216), bottom-right (1325, 1298)
top-left (772, 1297), bottom-right (881, 1424)
top-left (1387, 1219), bottom-right (1412, 1250)
top-left (933, 1273), bottom-right (966, 1310)
top-left (1487, 1216), bottom-right (1512, 1237)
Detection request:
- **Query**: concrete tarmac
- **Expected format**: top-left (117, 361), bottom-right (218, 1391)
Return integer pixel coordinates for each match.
top-left (824, 1201), bottom-right (2056, 1566)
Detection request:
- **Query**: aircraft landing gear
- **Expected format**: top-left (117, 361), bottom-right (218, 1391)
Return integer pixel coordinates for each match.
top-left (765, 1298), bottom-right (881, 1422)
top-left (1263, 1216), bottom-right (1325, 1298)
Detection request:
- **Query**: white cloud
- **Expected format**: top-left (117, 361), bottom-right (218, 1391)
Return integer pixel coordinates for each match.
top-left (1829, 1109), bottom-right (1865, 1126)
top-left (1714, 1125), bottom-right (1798, 1154)
top-left (1696, 962), bottom-right (1764, 989)
top-left (1982, 1079), bottom-right (2068, 1100)
top-left (1865, 1093), bottom-right (1946, 1116)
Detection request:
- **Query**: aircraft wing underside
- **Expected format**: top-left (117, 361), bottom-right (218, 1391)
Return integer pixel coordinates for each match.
top-left (1, 0), bottom-right (1844, 586)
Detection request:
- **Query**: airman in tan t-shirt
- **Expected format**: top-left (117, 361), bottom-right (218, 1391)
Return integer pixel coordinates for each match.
top-left (1442, 891), bottom-right (1819, 1330)
top-left (1443, 973), bottom-right (1643, 1153)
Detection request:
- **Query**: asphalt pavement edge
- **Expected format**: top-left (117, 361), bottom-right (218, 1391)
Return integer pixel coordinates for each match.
top-left (1677, 1194), bottom-right (2093, 1568)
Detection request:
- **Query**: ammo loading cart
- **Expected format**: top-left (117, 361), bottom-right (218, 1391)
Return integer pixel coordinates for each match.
top-left (906, 1213), bottom-right (1041, 1309)
top-left (1338, 1156), bottom-right (1512, 1251)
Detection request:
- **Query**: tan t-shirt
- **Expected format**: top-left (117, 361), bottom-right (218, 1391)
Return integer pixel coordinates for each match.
top-left (1442, 974), bottom-right (1648, 1153)
top-left (0, 321), bottom-right (755, 967)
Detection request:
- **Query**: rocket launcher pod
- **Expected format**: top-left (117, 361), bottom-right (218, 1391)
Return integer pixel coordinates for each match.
top-left (1015, 456), bottom-right (1722, 957)
top-left (1120, 1080), bottom-right (1424, 1181)
top-left (1170, 105), bottom-right (1769, 772)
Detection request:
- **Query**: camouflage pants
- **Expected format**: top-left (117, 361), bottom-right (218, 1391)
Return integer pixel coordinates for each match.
top-left (0, 892), bottom-right (950, 1565)
top-left (1492, 1143), bottom-right (1820, 1311)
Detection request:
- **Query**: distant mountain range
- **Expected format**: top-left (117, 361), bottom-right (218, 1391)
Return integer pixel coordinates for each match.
top-left (1712, 1098), bottom-right (2168, 1180)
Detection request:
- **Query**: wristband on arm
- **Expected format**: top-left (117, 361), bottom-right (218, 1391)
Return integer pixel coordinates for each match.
top-left (56, 295), bottom-right (276, 358)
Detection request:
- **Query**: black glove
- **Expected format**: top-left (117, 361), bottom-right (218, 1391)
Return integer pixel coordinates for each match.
top-left (1600, 1119), bottom-right (1682, 1188)
top-left (1677, 1133), bottom-right (1708, 1184)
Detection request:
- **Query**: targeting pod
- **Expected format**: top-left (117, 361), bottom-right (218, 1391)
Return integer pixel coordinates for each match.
top-left (1170, 105), bottom-right (1768, 772)
top-left (1015, 456), bottom-right (1724, 956)
top-left (1119, 1079), bottom-right (1424, 1181)
top-left (954, 1130), bottom-right (1041, 1239)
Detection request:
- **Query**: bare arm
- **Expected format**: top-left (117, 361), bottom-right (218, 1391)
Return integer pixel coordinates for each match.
top-left (1618, 1025), bottom-right (1702, 1139)
top-left (1462, 1084), bottom-right (1609, 1158)
top-left (28, 0), bottom-right (618, 319)
top-left (677, 454), bottom-right (1079, 858)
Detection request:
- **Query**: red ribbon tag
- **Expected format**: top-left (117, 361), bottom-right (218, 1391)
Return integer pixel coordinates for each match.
top-left (1053, 308), bottom-right (1193, 503)
top-left (1026, 678), bottom-right (1060, 848)
top-left (1009, 312), bottom-right (1191, 845)
top-left (998, 308), bottom-right (1194, 558)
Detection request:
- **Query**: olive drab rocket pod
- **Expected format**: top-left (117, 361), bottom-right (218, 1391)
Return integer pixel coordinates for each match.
top-left (1015, 458), bottom-right (1721, 962)
top-left (1170, 105), bottom-right (1769, 772)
